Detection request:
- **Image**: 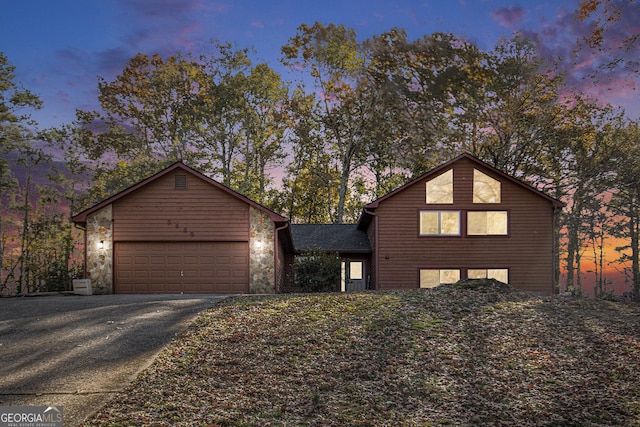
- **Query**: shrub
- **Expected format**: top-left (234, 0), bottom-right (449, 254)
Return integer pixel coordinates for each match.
top-left (293, 249), bottom-right (341, 293)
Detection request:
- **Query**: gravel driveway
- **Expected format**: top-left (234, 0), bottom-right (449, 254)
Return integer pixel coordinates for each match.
top-left (0, 293), bottom-right (228, 426)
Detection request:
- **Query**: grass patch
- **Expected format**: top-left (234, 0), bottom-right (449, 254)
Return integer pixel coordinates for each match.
top-left (87, 282), bottom-right (640, 426)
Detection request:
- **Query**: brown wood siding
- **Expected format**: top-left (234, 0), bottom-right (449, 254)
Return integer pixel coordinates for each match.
top-left (112, 170), bottom-right (249, 242)
top-left (115, 241), bottom-right (249, 293)
top-left (275, 242), bottom-right (287, 293)
top-left (374, 157), bottom-right (555, 293)
top-left (367, 219), bottom-right (377, 289)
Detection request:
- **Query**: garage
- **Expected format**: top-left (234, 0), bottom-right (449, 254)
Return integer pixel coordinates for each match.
top-left (115, 241), bottom-right (249, 294)
top-left (72, 162), bottom-right (291, 294)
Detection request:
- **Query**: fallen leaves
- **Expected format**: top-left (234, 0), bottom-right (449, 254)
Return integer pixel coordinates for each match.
top-left (86, 280), bottom-right (640, 426)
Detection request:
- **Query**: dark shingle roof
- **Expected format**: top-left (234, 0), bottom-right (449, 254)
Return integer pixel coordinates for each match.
top-left (290, 224), bottom-right (371, 253)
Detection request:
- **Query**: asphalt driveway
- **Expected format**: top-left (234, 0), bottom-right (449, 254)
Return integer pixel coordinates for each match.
top-left (0, 293), bottom-right (229, 426)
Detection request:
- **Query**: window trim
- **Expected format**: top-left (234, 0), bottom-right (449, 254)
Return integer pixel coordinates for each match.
top-left (419, 210), bottom-right (461, 236)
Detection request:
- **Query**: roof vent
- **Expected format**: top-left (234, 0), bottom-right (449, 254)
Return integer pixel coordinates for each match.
top-left (175, 174), bottom-right (187, 190)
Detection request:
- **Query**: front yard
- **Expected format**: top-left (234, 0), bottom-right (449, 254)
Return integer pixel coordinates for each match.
top-left (87, 281), bottom-right (640, 426)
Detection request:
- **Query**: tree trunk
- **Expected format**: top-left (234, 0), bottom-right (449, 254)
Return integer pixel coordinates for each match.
top-left (565, 187), bottom-right (584, 294)
top-left (335, 164), bottom-right (350, 224)
top-left (18, 173), bottom-right (31, 294)
top-left (630, 202), bottom-right (640, 301)
top-left (0, 215), bottom-right (4, 293)
top-left (553, 207), bottom-right (562, 294)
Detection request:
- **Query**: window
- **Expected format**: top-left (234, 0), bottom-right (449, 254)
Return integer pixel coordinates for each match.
top-left (468, 269), bottom-right (509, 284)
top-left (467, 211), bottom-right (508, 235)
top-left (420, 269), bottom-right (460, 288)
top-left (426, 169), bottom-right (453, 204)
top-left (473, 169), bottom-right (500, 203)
top-left (420, 211), bottom-right (460, 235)
top-left (350, 261), bottom-right (363, 280)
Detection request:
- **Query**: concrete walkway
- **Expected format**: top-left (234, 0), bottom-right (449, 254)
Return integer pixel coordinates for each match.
top-left (0, 293), bottom-right (228, 426)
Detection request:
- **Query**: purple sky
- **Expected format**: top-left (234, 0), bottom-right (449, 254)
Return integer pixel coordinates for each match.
top-left (1, 0), bottom-right (638, 129)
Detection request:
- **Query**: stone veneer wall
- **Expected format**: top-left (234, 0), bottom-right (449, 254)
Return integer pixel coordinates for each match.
top-left (249, 207), bottom-right (275, 293)
top-left (86, 205), bottom-right (113, 294)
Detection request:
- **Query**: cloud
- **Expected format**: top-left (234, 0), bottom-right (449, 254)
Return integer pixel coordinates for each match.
top-left (27, 0), bottom-right (236, 127)
top-left (55, 90), bottom-right (71, 105)
top-left (356, 18), bottom-right (370, 29)
top-left (373, 12), bottom-right (385, 22)
top-left (124, 0), bottom-right (230, 19)
top-left (113, 0), bottom-right (231, 55)
top-left (491, 6), bottom-right (527, 29)
top-left (95, 47), bottom-right (139, 79)
top-left (251, 21), bottom-right (265, 29)
top-left (511, 2), bottom-right (639, 115)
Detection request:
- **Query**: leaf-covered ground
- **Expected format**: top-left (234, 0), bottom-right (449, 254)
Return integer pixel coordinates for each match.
top-left (87, 281), bottom-right (640, 426)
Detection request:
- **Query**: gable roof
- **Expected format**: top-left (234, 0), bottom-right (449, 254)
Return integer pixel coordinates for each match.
top-left (358, 153), bottom-right (564, 229)
top-left (71, 162), bottom-right (288, 225)
top-left (290, 224), bottom-right (371, 253)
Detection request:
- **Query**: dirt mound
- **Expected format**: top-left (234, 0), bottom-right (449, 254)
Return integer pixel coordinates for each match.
top-left (451, 277), bottom-right (513, 291)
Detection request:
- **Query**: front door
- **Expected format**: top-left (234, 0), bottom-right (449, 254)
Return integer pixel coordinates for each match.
top-left (341, 260), bottom-right (366, 292)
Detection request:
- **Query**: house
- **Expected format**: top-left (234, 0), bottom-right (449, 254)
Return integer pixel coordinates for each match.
top-left (72, 154), bottom-right (562, 295)
top-left (289, 224), bottom-right (371, 292)
top-left (357, 153), bottom-right (563, 293)
top-left (71, 162), bottom-right (293, 294)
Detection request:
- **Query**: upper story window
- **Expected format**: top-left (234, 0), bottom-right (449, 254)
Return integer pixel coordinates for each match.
top-left (420, 211), bottom-right (460, 236)
top-left (467, 211), bottom-right (508, 235)
top-left (426, 169), bottom-right (453, 204)
top-left (473, 169), bottom-right (500, 203)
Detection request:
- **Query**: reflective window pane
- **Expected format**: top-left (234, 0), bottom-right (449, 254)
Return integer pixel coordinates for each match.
top-left (467, 211), bottom-right (487, 235)
top-left (420, 211), bottom-right (460, 235)
top-left (350, 262), bottom-right (363, 280)
top-left (468, 269), bottom-right (487, 279)
top-left (426, 169), bottom-right (453, 204)
top-left (467, 211), bottom-right (507, 235)
top-left (468, 269), bottom-right (508, 283)
top-left (420, 270), bottom-right (440, 288)
top-left (420, 211), bottom-right (439, 235)
top-left (488, 269), bottom-right (509, 283)
top-left (420, 269), bottom-right (461, 287)
top-left (487, 211), bottom-right (508, 235)
top-left (440, 270), bottom-right (460, 284)
top-left (441, 211), bottom-right (460, 235)
top-left (473, 169), bottom-right (501, 203)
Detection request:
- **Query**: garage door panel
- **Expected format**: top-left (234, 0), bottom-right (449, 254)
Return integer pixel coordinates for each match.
top-left (150, 270), bottom-right (166, 279)
top-left (166, 282), bottom-right (182, 293)
top-left (134, 272), bottom-right (149, 280)
top-left (216, 255), bottom-right (231, 264)
top-left (115, 242), bottom-right (248, 294)
top-left (166, 257), bottom-right (182, 266)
